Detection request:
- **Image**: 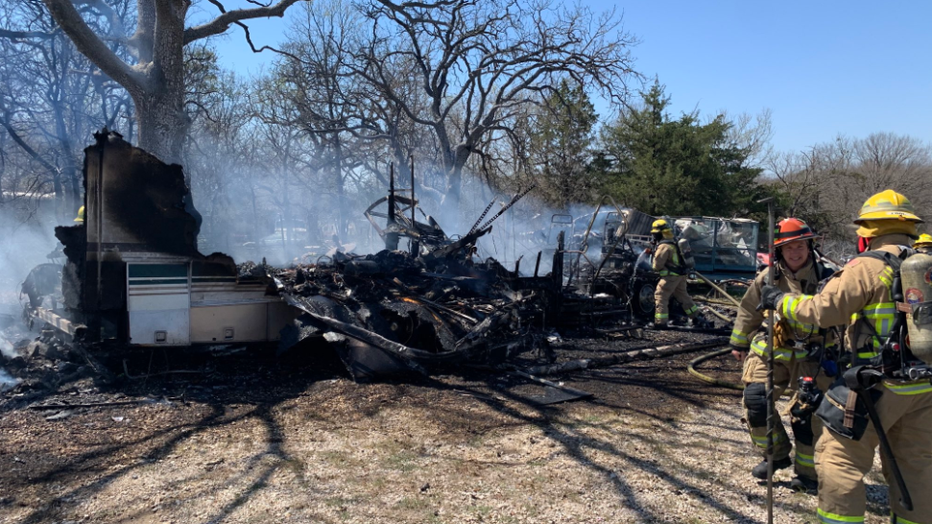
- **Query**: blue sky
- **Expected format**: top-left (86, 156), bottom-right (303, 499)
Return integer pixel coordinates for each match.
top-left (209, 0), bottom-right (932, 155)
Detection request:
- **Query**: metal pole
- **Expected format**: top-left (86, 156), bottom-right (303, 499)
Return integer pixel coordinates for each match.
top-left (758, 196), bottom-right (776, 524)
top-left (410, 155), bottom-right (418, 256)
top-left (386, 163), bottom-right (398, 251)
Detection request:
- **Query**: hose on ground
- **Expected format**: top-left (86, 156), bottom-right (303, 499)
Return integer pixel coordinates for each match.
top-left (694, 271), bottom-right (742, 308)
top-left (688, 347), bottom-right (743, 390)
top-left (701, 305), bottom-right (734, 323)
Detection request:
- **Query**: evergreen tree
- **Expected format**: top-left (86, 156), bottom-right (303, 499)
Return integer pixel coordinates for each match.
top-left (599, 81), bottom-right (764, 217)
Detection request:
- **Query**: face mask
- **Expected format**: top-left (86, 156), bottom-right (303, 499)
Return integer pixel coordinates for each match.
top-left (857, 236), bottom-right (870, 254)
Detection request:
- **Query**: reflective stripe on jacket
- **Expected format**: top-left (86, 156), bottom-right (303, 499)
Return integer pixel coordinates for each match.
top-left (732, 259), bottom-right (830, 360)
top-left (652, 241), bottom-right (681, 277)
top-left (778, 234), bottom-right (932, 395)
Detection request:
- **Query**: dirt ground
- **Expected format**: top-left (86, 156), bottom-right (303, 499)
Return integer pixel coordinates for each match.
top-left (0, 326), bottom-right (893, 524)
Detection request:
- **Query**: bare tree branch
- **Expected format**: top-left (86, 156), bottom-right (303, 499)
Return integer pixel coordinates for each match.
top-left (42, 0), bottom-right (144, 92)
top-left (184, 0), bottom-right (305, 44)
top-left (234, 20), bottom-right (303, 62)
top-left (0, 107), bottom-right (62, 179)
top-left (0, 27), bottom-right (57, 40)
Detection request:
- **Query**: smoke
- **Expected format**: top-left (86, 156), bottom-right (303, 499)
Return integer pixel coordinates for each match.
top-left (0, 368), bottom-right (19, 392)
top-left (0, 196), bottom-right (62, 313)
top-left (181, 122), bottom-right (644, 274)
top-left (0, 326), bottom-right (21, 391)
top-left (0, 333), bottom-right (16, 359)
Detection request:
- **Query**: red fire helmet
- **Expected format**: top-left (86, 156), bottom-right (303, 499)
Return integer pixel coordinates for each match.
top-left (774, 218), bottom-right (817, 248)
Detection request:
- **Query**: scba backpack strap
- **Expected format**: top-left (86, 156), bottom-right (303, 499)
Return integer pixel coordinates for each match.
top-left (816, 248), bottom-right (908, 440)
top-left (673, 242), bottom-right (687, 273)
top-left (660, 240), bottom-right (687, 275)
top-left (853, 248), bottom-right (911, 363)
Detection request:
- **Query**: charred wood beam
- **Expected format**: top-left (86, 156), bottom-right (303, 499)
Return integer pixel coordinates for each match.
top-left (506, 370), bottom-right (594, 400)
top-left (453, 309), bottom-right (515, 350)
top-left (282, 295), bottom-right (454, 371)
top-left (424, 225), bottom-right (491, 261)
top-left (390, 278), bottom-right (478, 324)
top-left (520, 337), bottom-right (729, 376)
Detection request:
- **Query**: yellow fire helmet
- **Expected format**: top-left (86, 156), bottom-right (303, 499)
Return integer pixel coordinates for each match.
top-left (650, 219), bottom-right (671, 234)
top-left (914, 233), bottom-right (932, 248)
top-left (73, 205), bottom-right (85, 223)
top-left (855, 189), bottom-right (923, 223)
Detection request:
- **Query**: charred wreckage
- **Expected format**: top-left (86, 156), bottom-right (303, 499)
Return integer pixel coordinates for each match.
top-left (18, 131), bottom-right (739, 383)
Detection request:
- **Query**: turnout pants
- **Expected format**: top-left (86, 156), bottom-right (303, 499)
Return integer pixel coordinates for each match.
top-left (815, 386), bottom-right (932, 524)
top-left (653, 275), bottom-right (698, 324)
top-left (742, 352), bottom-right (826, 480)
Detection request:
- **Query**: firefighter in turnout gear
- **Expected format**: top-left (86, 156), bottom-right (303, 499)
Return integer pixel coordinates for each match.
top-left (730, 217), bottom-right (836, 491)
top-left (649, 219), bottom-right (710, 328)
top-left (758, 190), bottom-right (932, 524)
top-left (914, 233), bottom-right (932, 254)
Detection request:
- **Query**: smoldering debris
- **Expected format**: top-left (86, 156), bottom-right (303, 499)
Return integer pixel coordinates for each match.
top-left (12, 129), bottom-right (735, 390)
top-left (271, 245), bottom-right (560, 381)
top-left (0, 329), bottom-right (99, 399)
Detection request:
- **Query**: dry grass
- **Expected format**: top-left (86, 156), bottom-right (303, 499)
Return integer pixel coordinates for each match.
top-left (0, 373), bottom-right (893, 524)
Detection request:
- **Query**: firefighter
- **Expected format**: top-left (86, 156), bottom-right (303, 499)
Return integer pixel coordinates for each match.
top-left (649, 219), bottom-right (710, 328)
top-left (729, 217), bottom-right (835, 491)
top-left (759, 189), bottom-right (932, 523)
top-left (914, 233), bottom-right (932, 254)
top-left (74, 205), bottom-right (85, 224)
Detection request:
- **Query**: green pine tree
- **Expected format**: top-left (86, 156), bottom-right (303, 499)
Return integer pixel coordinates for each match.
top-left (598, 81), bottom-right (764, 217)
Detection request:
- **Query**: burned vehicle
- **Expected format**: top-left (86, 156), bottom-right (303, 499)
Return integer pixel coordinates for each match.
top-left (20, 131), bottom-right (561, 381)
top-left (539, 201), bottom-right (758, 328)
top-left (555, 198), bottom-right (660, 324)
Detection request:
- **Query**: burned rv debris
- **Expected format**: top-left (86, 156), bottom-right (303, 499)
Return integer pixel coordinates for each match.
top-left (19, 131), bottom-right (737, 384)
top-left (23, 131), bottom-right (297, 351)
top-left (539, 197), bottom-right (660, 326)
top-left (286, 168), bottom-right (561, 380)
top-left (17, 131), bottom-right (563, 381)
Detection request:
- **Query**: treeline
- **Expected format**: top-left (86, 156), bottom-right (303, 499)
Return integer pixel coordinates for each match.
top-left (1, 0), bottom-right (930, 259)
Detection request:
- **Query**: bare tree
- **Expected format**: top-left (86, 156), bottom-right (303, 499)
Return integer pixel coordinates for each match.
top-left (38, 0), bottom-right (305, 164)
top-left (770, 133), bottom-right (932, 248)
top-left (0, 0), bottom-right (134, 217)
top-left (346, 0), bottom-right (639, 221)
top-left (724, 108), bottom-right (774, 167)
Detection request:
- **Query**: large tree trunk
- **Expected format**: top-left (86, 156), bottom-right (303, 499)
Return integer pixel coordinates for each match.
top-left (134, 0), bottom-right (188, 165)
top-left (440, 147), bottom-right (471, 231)
top-left (43, 0), bottom-right (301, 166)
top-left (134, 88), bottom-right (188, 165)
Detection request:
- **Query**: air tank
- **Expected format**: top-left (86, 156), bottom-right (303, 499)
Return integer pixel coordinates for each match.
top-left (677, 238), bottom-right (696, 269)
top-left (900, 252), bottom-right (932, 365)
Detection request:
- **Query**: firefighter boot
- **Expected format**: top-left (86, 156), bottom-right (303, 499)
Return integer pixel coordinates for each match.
top-left (751, 457), bottom-right (792, 480)
top-left (789, 475), bottom-right (817, 492)
top-left (688, 314), bottom-right (713, 329)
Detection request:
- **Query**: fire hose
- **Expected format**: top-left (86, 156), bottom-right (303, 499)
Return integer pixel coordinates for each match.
top-left (687, 346), bottom-right (743, 390)
top-left (687, 273), bottom-right (740, 389)
top-left (694, 270), bottom-right (742, 308)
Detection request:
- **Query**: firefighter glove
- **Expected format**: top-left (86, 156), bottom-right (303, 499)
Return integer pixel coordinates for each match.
top-left (728, 343), bottom-right (748, 354)
top-left (757, 285), bottom-right (784, 312)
